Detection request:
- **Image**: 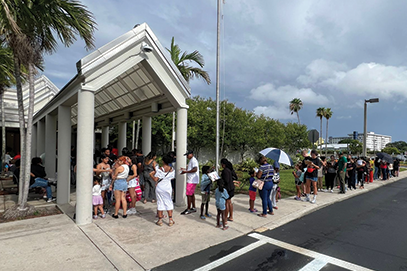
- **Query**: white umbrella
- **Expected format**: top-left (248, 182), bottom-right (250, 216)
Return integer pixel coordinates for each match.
top-left (259, 147), bottom-right (294, 166)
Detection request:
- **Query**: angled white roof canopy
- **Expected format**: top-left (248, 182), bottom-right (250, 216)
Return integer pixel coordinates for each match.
top-left (34, 23), bottom-right (191, 126)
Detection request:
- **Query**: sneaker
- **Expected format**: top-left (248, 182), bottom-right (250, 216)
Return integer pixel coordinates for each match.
top-left (294, 196), bottom-right (301, 201)
top-left (305, 197), bottom-right (310, 202)
top-left (93, 215), bottom-right (98, 219)
top-left (311, 198), bottom-right (316, 204)
top-left (205, 213), bottom-right (212, 217)
top-left (330, 189), bottom-right (333, 193)
top-left (322, 189), bottom-right (328, 192)
top-left (101, 214), bottom-right (106, 219)
top-left (47, 198), bottom-right (53, 203)
top-left (189, 208), bottom-right (197, 213)
top-left (43, 195), bottom-right (47, 199)
top-left (127, 208), bottom-right (137, 215)
top-left (200, 215), bottom-right (206, 220)
top-left (181, 209), bottom-right (191, 215)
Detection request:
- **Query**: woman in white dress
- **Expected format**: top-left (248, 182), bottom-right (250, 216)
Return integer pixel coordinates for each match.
top-left (149, 155), bottom-right (175, 226)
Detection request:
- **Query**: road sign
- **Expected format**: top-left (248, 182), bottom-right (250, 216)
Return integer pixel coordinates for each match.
top-left (308, 129), bottom-right (319, 144)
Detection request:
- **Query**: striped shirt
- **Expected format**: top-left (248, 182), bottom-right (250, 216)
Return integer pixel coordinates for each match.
top-left (259, 163), bottom-right (274, 181)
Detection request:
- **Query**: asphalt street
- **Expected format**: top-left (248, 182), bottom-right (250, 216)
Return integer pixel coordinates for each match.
top-left (154, 177), bottom-right (407, 271)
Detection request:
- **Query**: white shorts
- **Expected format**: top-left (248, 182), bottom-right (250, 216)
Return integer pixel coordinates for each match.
top-left (128, 177), bottom-right (139, 188)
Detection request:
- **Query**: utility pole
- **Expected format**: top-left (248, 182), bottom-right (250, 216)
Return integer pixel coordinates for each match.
top-left (215, 0), bottom-right (221, 172)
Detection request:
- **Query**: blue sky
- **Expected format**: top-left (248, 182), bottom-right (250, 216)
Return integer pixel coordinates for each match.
top-left (42, 0), bottom-right (407, 141)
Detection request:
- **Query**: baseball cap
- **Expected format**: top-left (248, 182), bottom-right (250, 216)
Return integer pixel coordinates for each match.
top-left (184, 150), bottom-right (193, 156)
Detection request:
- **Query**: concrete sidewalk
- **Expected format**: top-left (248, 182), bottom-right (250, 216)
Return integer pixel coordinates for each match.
top-left (2, 171), bottom-right (406, 271)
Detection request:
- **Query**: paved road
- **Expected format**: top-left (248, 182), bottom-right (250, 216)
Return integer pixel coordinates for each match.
top-left (154, 177), bottom-right (407, 271)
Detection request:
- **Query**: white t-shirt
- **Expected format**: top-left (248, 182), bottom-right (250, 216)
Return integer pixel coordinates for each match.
top-left (92, 184), bottom-right (101, 196)
top-left (187, 156), bottom-right (199, 184)
top-left (5, 154), bottom-right (12, 164)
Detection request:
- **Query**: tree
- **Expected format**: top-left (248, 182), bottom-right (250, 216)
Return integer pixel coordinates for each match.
top-left (316, 107), bottom-right (325, 152)
top-left (324, 108), bottom-right (333, 156)
top-left (289, 98), bottom-right (303, 125)
top-left (284, 123), bottom-right (311, 154)
top-left (339, 138), bottom-right (353, 144)
top-left (385, 141), bottom-right (407, 153)
top-left (167, 37), bottom-right (211, 84)
top-left (0, 0), bottom-right (96, 209)
top-left (348, 140), bottom-right (363, 155)
top-left (381, 147), bottom-right (400, 155)
top-left (0, 42), bottom-right (15, 170)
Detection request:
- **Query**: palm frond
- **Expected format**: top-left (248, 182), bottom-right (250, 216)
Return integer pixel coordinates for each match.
top-left (188, 67), bottom-right (211, 85)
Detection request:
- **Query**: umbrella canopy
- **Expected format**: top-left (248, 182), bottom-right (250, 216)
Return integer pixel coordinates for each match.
top-left (376, 152), bottom-right (394, 163)
top-left (259, 148), bottom-right (294, 166)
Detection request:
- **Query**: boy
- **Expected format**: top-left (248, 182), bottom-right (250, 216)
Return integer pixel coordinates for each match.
top-left (248, 170), bottom-right (258, 212)
top-left (200, 166), bottom-right (212, 219)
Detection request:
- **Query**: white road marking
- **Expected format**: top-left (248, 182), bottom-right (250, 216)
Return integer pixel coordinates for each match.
top-left (193, 240), bottom-right (267, 271)
top-left (299, 259), bottom-right (327, 271)
top-left (249, 233), bottom-right (374, 271)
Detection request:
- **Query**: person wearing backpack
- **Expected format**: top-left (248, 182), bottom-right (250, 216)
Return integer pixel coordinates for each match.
top-left (200, 166), bottom-right (212, 220)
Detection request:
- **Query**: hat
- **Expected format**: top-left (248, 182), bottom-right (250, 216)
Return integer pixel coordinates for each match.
top-left (184, 150), bottom-right (193, 156)
top-left (338, 151), bottom-right (343, 155)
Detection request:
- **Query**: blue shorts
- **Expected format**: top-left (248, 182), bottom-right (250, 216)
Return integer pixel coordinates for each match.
top-left (307, 177), bottom-right (318, 182)
top-left (113, 179), bottom-right (128, 191)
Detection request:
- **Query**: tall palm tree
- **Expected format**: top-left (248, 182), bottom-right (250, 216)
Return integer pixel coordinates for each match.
top-left (316, 107), bottom-right (326, 152)
top-left (167, 37), bottom-right (211, 84)
top-left (324, 108), bottom-right (333, 156)
top-left (0, 43), bottom-right (15, 171)
top-left (289, 98), bottom-right (303, 125)
top-left (0, 0), bottom-right (96, 209)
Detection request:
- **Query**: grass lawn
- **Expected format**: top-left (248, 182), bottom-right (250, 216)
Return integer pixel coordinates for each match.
top-left (400, 168), bottom-right (407, 172)
top-left (235, 169), bottom-right (297, 198)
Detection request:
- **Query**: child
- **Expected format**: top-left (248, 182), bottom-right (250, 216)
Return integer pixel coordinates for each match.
top-left (292, 163), bottom-right (303, 200)
top-left (200, 166), bottom-right (212, 219)
top-left (93, 176), bottom-right (106, 219)
top-left (248, 170), bottom-right (258, 212)
top-left (215, 178), bottom-right (229, 230)
top-left (201, 166), bottom-right (212, 219)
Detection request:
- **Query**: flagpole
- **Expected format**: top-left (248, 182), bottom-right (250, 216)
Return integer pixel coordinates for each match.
top-left (216, 0), bottom-right (221, 172)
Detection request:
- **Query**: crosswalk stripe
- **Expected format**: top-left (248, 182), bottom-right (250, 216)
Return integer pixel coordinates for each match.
top-left (299, 259), bottom-right (327, 271)
top-left (193, 240), bottom-right (267, 271)
top-left (249, 233), bottom-right (374, 271)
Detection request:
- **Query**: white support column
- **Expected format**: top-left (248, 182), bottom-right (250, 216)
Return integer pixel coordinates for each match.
top-left (57, 105), bottom-right (71, 204)
top-left (37, 119), bottom-right (45, 157)
top-left (118, 122), bottom-right (127, 154)
top-left (31, 124), bottom-right (37, 157)
top-left (76, 88), bottom-right (95, 225)
top-left (142, 116), bottom-right (151, 155)
top-left (175, 107), bottom-right (188, 207)
top-left (101, 126), bottom-right (109, 149)
top-left (45, 114), bottom-right (56, 178)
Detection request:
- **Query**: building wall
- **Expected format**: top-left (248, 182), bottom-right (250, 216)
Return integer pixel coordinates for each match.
top-left (331, 132), bottom-right (391, 151)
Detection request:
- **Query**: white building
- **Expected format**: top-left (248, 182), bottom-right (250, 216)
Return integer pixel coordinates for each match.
top-left (329, 132), bottom-right (392, 151)
top-left (1, 75), bottom-right (60, 154)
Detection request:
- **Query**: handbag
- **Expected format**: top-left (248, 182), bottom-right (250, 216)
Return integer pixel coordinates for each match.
top-left (252, 179), bottom-right (264, 190)
top-left (252, 165), bottom-right (272, 190)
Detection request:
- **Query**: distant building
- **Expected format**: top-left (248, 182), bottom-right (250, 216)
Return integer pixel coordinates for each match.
top-left (1, 75), bottom-right (59, 154)
top-left (329, 131), bottom-right (392, 151)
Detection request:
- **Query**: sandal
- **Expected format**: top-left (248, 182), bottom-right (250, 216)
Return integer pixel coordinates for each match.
top-left (168, 216), bottom-right (175, 226)
top-left (227, 218), bottom-right (234, 222)
top-left (222, 226), bottom-right (229, 230)
top-left (143, 200), bottom-right (147, 204)
top-left (257, 214), bottom-right (267, 218)
top-left (156, 218), bottom-right (163, 226)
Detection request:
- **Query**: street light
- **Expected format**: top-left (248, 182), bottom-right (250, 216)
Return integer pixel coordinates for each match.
top-left (363, 98), bottom-right (379, 157)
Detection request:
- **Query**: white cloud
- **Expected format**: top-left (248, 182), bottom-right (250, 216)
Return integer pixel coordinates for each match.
top-left (249, 83), bottom-right (330, 105)
top-left (298, 60), bottom-right (407, 101)
top-left (253, 105), bottom-right (296, 120)
top-left (337, 115), bottom-right (352, 120)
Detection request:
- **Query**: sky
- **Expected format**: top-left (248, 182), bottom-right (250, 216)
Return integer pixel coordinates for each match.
top-left (42, 0), bottom-right (407, 142)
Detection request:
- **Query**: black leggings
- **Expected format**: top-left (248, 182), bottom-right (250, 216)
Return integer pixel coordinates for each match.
top-left (325, 173), bottom-right (335, 190)
top-left (357, 171), bottom-right (364, 187)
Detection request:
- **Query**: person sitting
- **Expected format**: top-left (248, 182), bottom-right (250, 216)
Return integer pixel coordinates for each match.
top-left (29, 157), bottom-right (53, 202)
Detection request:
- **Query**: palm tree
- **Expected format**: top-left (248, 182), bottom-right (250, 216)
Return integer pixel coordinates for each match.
top-left (167, 37), bottom-right (211, 84)
top-left (316, 107), bottom-right (326, 152)
top-left (0, 0), bottom-right (96, 209)
top-left (289, 98), bottom-right (303, 125)
top-left (166, 37), bottom-right (211, 151)
top-left (324, 108), bottom-right (333, 156)
top-left (0, 43), bottom-right (15, 172)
